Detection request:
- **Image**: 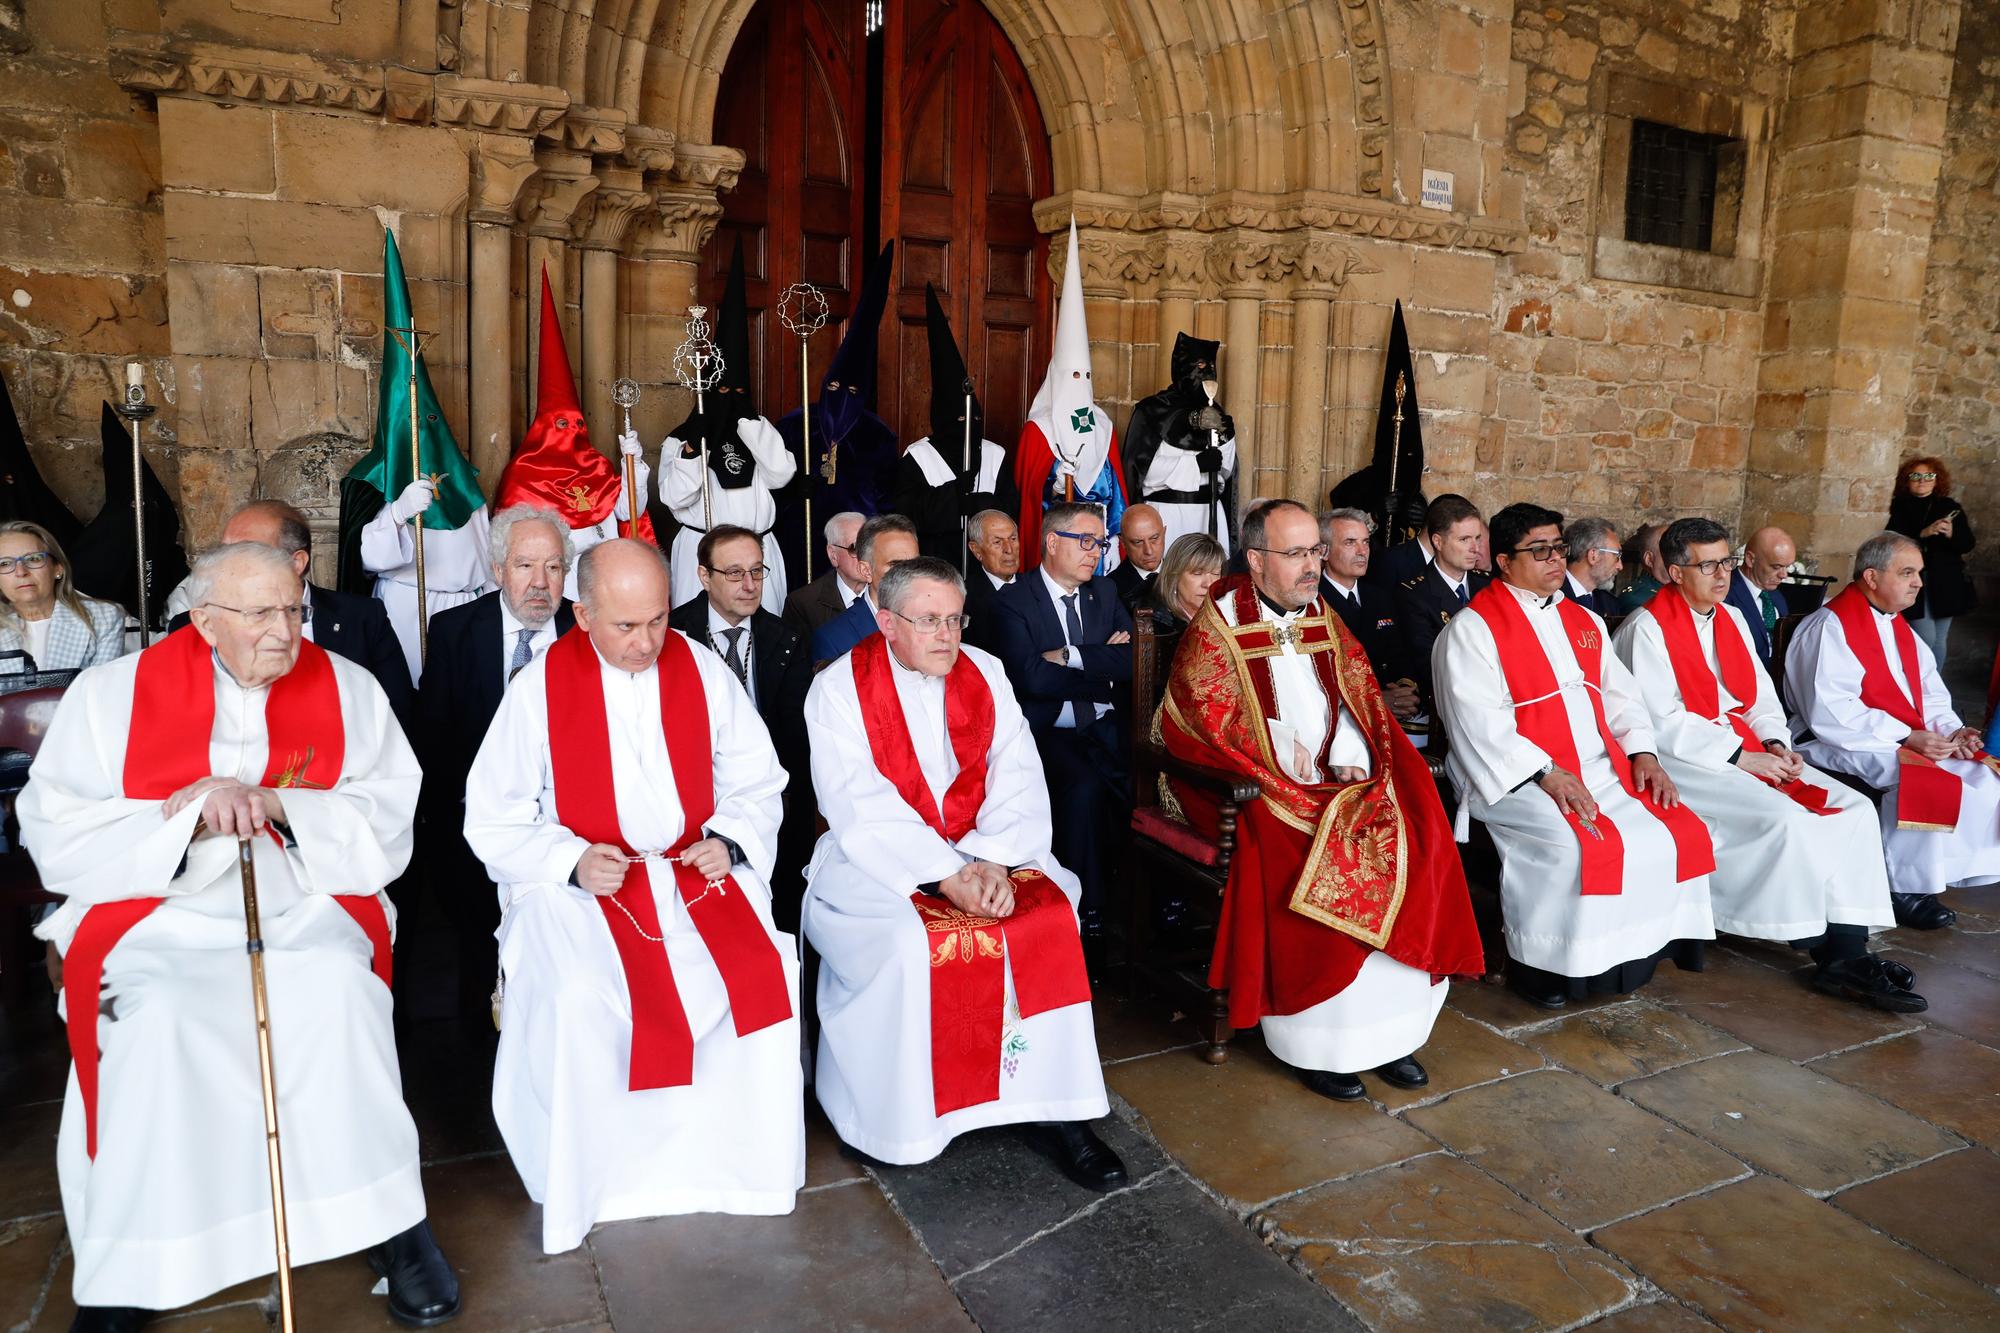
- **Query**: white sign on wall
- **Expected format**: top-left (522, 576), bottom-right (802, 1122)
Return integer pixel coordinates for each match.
top-left (1420, 169), bottom-right (1455, 212)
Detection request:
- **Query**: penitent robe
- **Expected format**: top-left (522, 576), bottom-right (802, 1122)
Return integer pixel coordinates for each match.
top-left (359, 504), bottom-right (495, 681)
top-left (662, 416), bottom-right (796, 616)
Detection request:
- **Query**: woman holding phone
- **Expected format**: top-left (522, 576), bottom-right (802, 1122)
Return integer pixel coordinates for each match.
top-left (1888, 455), bottom-right (1976, 662)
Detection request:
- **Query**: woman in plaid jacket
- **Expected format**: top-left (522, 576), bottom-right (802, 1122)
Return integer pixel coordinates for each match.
top-left (0, 521), bottom-right (127, 671)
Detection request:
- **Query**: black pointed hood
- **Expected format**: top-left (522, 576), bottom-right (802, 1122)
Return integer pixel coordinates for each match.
top-left (668, 238), bottom-right (761, 488)
top-left (1328, 299), bottom-right (1426, 544)
top-left (1169, 332), bottom-right (1220, 388)
top-left (925, 283), bottom-right (982, 466)
top-left (66, 401), bottom-right (188, 626)
top-left (820, 241), bottom-right (893, 441)
top-left (0, 370), bottom-right (81, 546)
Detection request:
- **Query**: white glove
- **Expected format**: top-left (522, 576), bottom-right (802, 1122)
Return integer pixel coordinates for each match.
top-left (614, 459), bottom-right (652, 522)
top-left (389, 479), bottom-right (436, 524)
top-left (618, 429), bottom-right (642, 458)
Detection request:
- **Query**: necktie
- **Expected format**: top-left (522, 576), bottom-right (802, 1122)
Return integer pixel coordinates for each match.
top-left (721, 625), bottom-right (748, 686)
top-left (1062, 592), bottom-right (1084, 649)
top-left (1761, 592), bottom-right (1778, 635)
top-left (508, 626), bottom-right (535, 681)
top-left (1453, 581), bottom-right (1469, 606)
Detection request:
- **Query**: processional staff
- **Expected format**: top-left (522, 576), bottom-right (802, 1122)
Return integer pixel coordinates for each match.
top-left (776, 283), bottom-right (829, 560)
top-left (387, 324), bottom-right (434, 665)
top-left (1198, 374), bottom-right (1222, 542)
top-left (673, 306), bottom-right (725, 533)
top-left (115, 363), bottom-right (157, 648)
top-left (613, 377), bottom-right (644, 538)
top-left (960, 378), bottom-right (975, 578)
top-left (1385, 370), bottom-right (1408, 543)
top-left (237, 836), bottom-right (297, 1333)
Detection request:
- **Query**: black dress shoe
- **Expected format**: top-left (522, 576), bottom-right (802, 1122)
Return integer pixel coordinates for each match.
top-left (70, 1309), bottom-right (148, 1333)
top-left (367, 1218), bottom-right (463, 1327)
top-left (1045, 1121), bottom-right (1128, 1192)
top-left (1302, 1069), bottom-right (1367, 1102)
top-left (1812, 956), bottom-right (1929, 1013)
top-left (1374, 1056), bottom-right (1429, 1090)
top-left (1891, 892), bottom-right (1956, 931)
top-left (1508, 976), bottom-right (1569, 1010)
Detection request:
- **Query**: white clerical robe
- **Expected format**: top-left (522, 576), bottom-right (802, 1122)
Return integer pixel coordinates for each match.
top-left (1139, 428), bottom-right (1237, 554)
top-left (19, 651), bottom-right (423, 1310)
top-left (463, 634), bottom-right (803, 1254)
top-left (1785, 603), bottom-right (2000, 896)
top-left (1222, 595), bottom-right (1448, 1072)
top-left (560, 461), bottom-right (652, 602)
top-left (662, 417), bottom-right (796, 616)
top-left (360, 503), bottom-right (496, 681)
top-left (1614, 603), bottom-right (1893, 939)
top-left (1434, 582), bottom-right (1715, 976)
top-left (800, 645), bottom-right (1107, 1164)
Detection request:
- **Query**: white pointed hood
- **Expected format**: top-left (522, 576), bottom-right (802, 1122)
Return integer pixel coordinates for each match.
top-left (1027, 218), bottom-right (1112, 486)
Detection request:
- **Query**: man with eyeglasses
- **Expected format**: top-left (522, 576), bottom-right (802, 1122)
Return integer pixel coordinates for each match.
top-left (670, 524), bottom-right (814, 931)
top-left (464, 539), bottom-right (804, 1253)
top-left (1613, 518), bottom-right (1920, 1012)
top-left (1160, 500), bottom-right (1482, 1102)
top-left (810, 513), bottom-right (922, 665)
top-left (800, 556), bottom-right (1127, 1189)
top-left (782, 511), bottom-right (869, 641)
top-left (1394, 494), bottom-right (1490, 719)
top-left (1562, 517), bottom-right (1624, 618)
top-left (1434, 502), bottom-right (1717, 1010)
top-left (989, 501), bottom-right (1134, 938)
top-left (1726, 526), bottom-right (1796, 668)
top-left (20, 541), bottom-right (463, 1329)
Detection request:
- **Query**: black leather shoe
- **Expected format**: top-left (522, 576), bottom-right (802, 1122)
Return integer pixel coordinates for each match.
top-left (1302, 1069), bottom-right (1367, 1102)
top-left (1374, 1056), bottom-right (1429, 1090)
top-left (367, 1219), bottom-right (463, 1327)
top-left (1508, 976), bottom-right (1569, 1010)
top-left (1812, 956), bottom-right (1929, 1013)
top-left (1045, 1121), bottom-right (1128, 1192)
top-left (70, 1309), bottom-right (148, 1333)
top-left (1891, 892), bottom-right (1956, 931)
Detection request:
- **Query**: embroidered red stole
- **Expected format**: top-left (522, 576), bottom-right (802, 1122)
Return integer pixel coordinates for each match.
top-left (1471, 584), bottom-right (1714, 896)
top-left (1646, 587), bottom-right (1832, 814)
top-left (849, 635), bottom-right (1091, 1115)
top-left (1827, 583), bottom-right (1971, 830)
top-left (66, 627), bottom-right (392, 1159)
top-left (544, 627), bottom-right (791, 1091)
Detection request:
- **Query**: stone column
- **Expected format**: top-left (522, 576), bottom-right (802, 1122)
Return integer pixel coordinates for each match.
top-left (520, 155), bottom-right (600, 418)
top-left (622, 177), bottom-right (727, 442)
top-left (1286, 236), bottom-right (1364, 505)
top-left (467, 136), bottom-right (539, 489)
top-left (575, 169), bottom-right (652, 448)
top-left (1150, 233), bottom-right (1206, 389)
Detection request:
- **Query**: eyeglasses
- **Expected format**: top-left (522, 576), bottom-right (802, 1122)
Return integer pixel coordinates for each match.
top-left (704, 564), bottom-right (768, 583)
top-left (1249, 544), bottom-right (1331, 562)
top-left (1907, 471), bottom-right (1938, 481)
top-left (201, 602), bottom-right (312, 627)
top-left (1673, 556), bottom-right (1740, 576)
top-left (1588, 547), bottom-right (1623, 560)
top-left (1052, 529), bottom-right (1113, 555)
top-left (828, 543), bottom-right (856, 555)
top-left (0, 552), bottom-right (52, 574)
top-left (1509, 542), bottom-right (1570, 563)
top-left (891, 610), bottom-right (971, 634)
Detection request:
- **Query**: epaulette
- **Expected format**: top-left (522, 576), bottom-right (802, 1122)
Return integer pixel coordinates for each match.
top-left (1400, 573), bottom-right (1427, 589)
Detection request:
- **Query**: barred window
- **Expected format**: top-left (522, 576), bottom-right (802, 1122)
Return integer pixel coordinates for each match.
top-left (1624, 119), bottom-right (1732, 253)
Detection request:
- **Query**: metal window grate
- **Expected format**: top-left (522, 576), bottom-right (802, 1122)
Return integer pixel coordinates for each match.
top-left (1625, 119), bottom-right (1728, 252)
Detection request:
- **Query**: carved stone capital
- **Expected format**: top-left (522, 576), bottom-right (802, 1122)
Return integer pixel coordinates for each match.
top-left (521, 159), bottom-right (602, 239)
top-left (1150, 232), bottom-right (1208, 297)
top-left (1291, 234), bottom-right (1377, 297)
top-left (111, 41), bottom-right (387, 114)
top-left (1206, 235), bottom-right (1288, 296)
top-left (575, 172), bottom-right (652, 252)
top-left (434, 74), bottom-right (568, 136)
top-left (631, 183), bottom-right (724, 261)
top-left (671, 142), bottom-right (746, 193)
top-left (469, 135), bottom-right (540, 226)
top-left (383, 66), bottom-right (432, 124)
top-left (621, 125), bottom-right (679, 174)
top-left (545, 103), bottom-right (628, 157)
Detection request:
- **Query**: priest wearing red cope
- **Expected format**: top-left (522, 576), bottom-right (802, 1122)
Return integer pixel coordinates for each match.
top-left (1434, 503), bottom-right (1716, 1010)
top-left (1160, 500), bottom-right (1483, 1102)
top-left (1613, 518), bottom-right (1918, 1012)
top-left (18, 542), bottom-right (459, 1329)
top-left (463, 539), bottom-right (802, 1254)
top-left (800, 556), bottom-right (1124, 1188)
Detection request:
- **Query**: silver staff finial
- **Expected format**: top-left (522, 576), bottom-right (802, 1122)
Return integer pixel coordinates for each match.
top-left (672, 307), bottom-right (724, 393)
top-left (777, 283), bottom-right (830, 340)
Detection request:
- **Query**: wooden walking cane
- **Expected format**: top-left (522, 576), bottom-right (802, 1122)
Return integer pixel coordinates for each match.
top-left (237, 835), bottom-right (297, 1332)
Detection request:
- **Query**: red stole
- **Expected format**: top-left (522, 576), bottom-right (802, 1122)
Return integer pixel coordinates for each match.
top-left (848, 636), bottom-right (1091, 1115)
top-left (544, 627), bottom-right (791, 1091)
top-left (1470, 584), bottom-right (1714, 896)
top-left (1827, 583), bottom-right (1969, 830)
top-left (1645, 587), bottom-right (1833, 814)
top-left (66, 627), bottom-right (393, 1159)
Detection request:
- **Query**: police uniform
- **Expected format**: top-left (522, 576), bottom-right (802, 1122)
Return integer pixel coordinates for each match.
top-left (1394, 563), bottom-right (1490, 712)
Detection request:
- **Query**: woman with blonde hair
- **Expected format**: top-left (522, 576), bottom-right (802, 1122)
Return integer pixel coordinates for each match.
top-left (0, 520), bottom-right (127, 670)
top-left (1143, 532), bottom-right (1226, 635)
top-left (1888, 455), bottom-right (1976, 662)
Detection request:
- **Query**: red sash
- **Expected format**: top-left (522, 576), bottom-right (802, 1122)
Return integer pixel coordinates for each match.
top-left (849, 636), bottom-right (1090, 1113)
top-left (1470, 584), bottom-right (1714, 895)
top-left (1645, 587), bottom-right (1832, 814)
top-left (66, 627), bottom-right (392, 1158)
top-left (1827, 583), bottom-right (1968, 830)
top-left (544, 627), bottom-right (791, 1091)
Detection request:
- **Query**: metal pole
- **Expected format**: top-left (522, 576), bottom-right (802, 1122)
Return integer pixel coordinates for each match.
top-left (238, 837), bottom-right (296, 1333)
top-left (116, 368), bottom-right (157, 647)
top-left (615, 378), bottom-right (642, 539)
top-left (960, 383), bottom-right (974, 577)
top-left (802, 341), bottom-right (814, 577)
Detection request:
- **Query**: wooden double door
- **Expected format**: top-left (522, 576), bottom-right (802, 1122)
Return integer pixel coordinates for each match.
top-left (705, 0), bottom-right (1052, 447)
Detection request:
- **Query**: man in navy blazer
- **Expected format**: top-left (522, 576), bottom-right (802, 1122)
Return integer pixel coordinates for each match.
top-left (1726, 525), bottom-right (1796, 667)
top-left (810, 513), bottom-right (921, 665)
top-left (989, 501), bottom-right (1133, 935)
top-left (1562, 516), bottom-right (1625, 618)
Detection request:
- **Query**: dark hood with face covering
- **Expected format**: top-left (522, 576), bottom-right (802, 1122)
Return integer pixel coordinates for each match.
top-left (814, 241), bottom-right (894, 444)
top-left (669, 235), bottom-right (759, 488)
top-left (1122, 332), bottom-right (1237, 542)
top-left (924, 283), bottom-right (983, 475)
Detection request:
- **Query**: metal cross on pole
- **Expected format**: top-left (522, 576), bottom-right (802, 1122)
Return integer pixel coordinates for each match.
top-left (672, 307), bottom-right (725, 533)
top-left (386, 323), bottom-right (435, 665)
top-left (612, 377), bottom-right (643, 537)
top-left (776, 282), bottom-right (829, 566)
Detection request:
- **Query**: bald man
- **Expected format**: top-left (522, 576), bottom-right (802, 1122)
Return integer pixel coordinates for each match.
top-left (1727, 526), bottom-right (1796, 667)
top-left (1110, 503), bottom-right (1166, 611)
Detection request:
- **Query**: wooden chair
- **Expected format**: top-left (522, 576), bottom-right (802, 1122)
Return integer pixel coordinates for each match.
top-left (0, 685), bottom-right (65, 1009)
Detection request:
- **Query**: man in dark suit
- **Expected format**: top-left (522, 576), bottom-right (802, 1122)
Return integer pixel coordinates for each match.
top-left (961, 508), bottom-right (1020, 652)
top-left (420, 503), bottom-right (576, 1015)
top-left (1562, 516), bottom-right (1625, 617)
top-left (989, 500), bottom-right (1133, 936)
top-left (669, 523), bottom-right (815, 931)
top-left (811, 513), bottom-right (920, 664)
top-left (1318, 508), bottom-right (1418, 716)
top-left (1727, 524), bottom-right (1796, 668)
top-left (1108, 503), bottom-right (1165, 611)
top-left (782, 510), bottom-right (868, 642)
top-left (1394, 494), bottom-right (1489, 715)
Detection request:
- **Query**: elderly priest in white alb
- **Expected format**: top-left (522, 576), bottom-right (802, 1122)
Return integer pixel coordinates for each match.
top-left (801, 556), bottom-right (1125, 1189)
top-left (464, 539), bottom-right (803, 1254)
top-left (1785, 531), bottom-right (2000, 933)
top-left (1435, 503), bottom-right (1717, 1010)
top-left (1614, 518), bottom-right (1919, 1013)
top-left (19, 543), bottom-right (460, 1332)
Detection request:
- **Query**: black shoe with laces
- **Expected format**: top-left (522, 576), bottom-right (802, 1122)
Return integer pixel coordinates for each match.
top-left (1043, 1120), bottom-right (1128, 1192)
top-left (1302, 1069), bottom-right (1367, 1102)
top-left (1890, 892), bottom-right (1956, 931)
top-left (367, 1218), bottom-right (463, 1327)
top-left (1374, 1056), bottom-right (1429, 1090)
top-left (1812, 954), bottom-right (1929, 1013)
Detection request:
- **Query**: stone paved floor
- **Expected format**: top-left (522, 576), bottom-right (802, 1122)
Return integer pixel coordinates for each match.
top-left (3, 616), bottom-right (1998, 1331)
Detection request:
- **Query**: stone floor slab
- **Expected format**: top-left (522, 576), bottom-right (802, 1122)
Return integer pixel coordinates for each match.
top-left (1521, 1004), bottom-right (1746, 1088)
top-left (1642, 949), bottom-right (1920, 1062)
top-left (1595, 1174), bottom-right (2000, 1330)
top-left (1107, 1046), bottom-right (1436, 1207)
top-left (1368, 1007), bottom-right (1543, 1112)
top-left (0, 1215), bottom-right (64, 1330)
top-left (1445, 978), bottom-right (1629, 1034)
top-left (1091, 997), bottom-right (1202, 1064)
top-left (1403, 1070), bottom-right (1744, 1232)
top-left (590, 1177), bottom-right (974, 1332)
top-left (952, 1173), bottom-right (1359, 1333)
top-left (1265, 1153), bottom-right (1641, 1331)
top-left (0, 1008), bottom-right (67, 1112)
top-left (1884, 949), bottom-right (2000, 1049)
top-left (1880, 920), bottom-right (2000, 979)
top-left (804, 1110), bottom-right (866, 1190)
top-left (150, 1306), bottom-right (271, 1330)
top-left (1580, 1302), bottom-right (1718, 1330)
top-left (0, 1099), bottom-right (62, 1222)
top-left (867, 1113), bottom-right (1168, 1278)
top-left (1834, 1147), bottom-right (2000, 1288)
top-left (1812, 1028), bottom-right (2000, 1148)
top-left (399, 1019), bottom-right (505, 1164)
top-left (1620, 1050), bottom-right (1961, 1195)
